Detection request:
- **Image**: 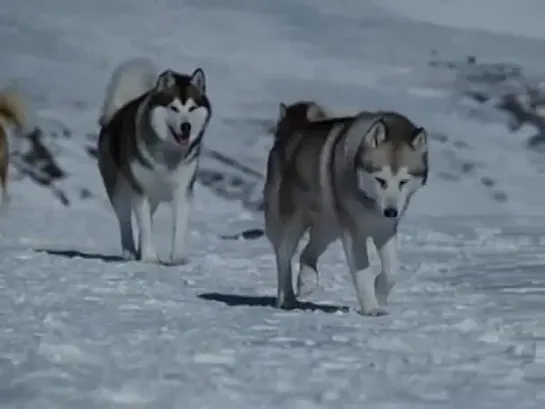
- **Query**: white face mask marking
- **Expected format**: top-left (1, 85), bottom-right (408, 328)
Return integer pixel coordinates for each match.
top-left (357, 165), bottom-right (423, 218)
top-left (150, 97), bottom-right (208, 148)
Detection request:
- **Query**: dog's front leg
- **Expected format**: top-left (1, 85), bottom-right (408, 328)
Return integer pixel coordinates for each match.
top-left (296, 226), bottom-right (333, 297)
top-left (170, 187), bottom-right (192, 264)
top-left (133, 194), bottom-right (158, 262)
top-left (374, 232), bottom-right (398, 307)
top-left (341, 229), bottom-right (384, 316)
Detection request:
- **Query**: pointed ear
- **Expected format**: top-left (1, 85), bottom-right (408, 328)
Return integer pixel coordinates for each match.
top-left (306, 103), bottom-right (325, 121)
top-left (411, 127), bottom-right (428, 153)
top-left (155, 70), bottom-right (176, 92)
top-left (189, 68), bottom-right (206, 94)
top-left (278, 103), bottom-right (287, 122)
top-left (363, 119), bottom-right (387, 149)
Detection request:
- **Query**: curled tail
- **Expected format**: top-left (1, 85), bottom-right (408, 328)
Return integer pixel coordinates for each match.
top-left (98, 57), bottom-right (159, 127)
top-left (271, 101), bottom-right (332, 140)
top-left (0, 90), bottom-right (28, 131)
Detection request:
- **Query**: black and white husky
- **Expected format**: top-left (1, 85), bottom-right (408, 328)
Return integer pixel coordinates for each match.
top-left (97, 57), bottom-right (212, 263)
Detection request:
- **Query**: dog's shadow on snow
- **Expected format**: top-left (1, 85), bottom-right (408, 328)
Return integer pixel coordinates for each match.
top-left (35, 248), bottom-right (126, 263)
top-left (35, 248), bottom-right (189, 266)
top-left (198, 292), bottom-right (349, 313)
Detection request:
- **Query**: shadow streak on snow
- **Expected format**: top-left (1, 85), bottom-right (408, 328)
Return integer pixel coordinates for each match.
top-left (35, 248), bottom-right (126, 263)
top-left (198, 292), bottom-right (349, 313)
top-left (219, 228), bottom-right (265, 240)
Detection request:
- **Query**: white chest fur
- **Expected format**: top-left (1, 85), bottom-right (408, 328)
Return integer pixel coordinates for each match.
top-left (130, 157), bottom-right (197, 202)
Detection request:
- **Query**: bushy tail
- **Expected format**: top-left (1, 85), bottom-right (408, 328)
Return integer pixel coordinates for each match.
top-left (98, 57), bottom-right (159, 127)
top-left (0, 89), bottom-right (28, 131)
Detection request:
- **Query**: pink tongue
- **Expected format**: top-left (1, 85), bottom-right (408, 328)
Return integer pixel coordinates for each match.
top-left (176, 131), bottom-right (190, 145)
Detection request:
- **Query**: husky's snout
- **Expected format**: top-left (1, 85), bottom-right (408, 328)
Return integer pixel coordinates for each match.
top-left (170, 121), bottom-right (191, 146)
top-left (382, 207), bottom-right (398, 218)
top-left (180, 122), bottom-right (191, 139)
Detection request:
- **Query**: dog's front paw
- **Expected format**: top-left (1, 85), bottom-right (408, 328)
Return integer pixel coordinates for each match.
top-left (375, 275), bottom-right (395, 307)
top-left (296, 266), bottom-right (319, 297)
top-left (121, 249), bottom-right (137, 261)
top-left (165, 257), bottom-right (189, 267)
top-left (376, 292), bottom-right (389, 307)
top-left (138, 248), bottom-right (159, 263)
top-left (275, 293), bottom-right (297, 310)
top-left (358, 307), bottom-right (388, 317)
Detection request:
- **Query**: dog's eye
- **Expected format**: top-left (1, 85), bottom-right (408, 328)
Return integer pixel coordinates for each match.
top-left (169, 105), bottom-right (180, 112)
top-left (188, 106), bottom-right (197, 112)
top-left (399, 179), bottom-right (409, 188)
top-left (375, 177), bottom-right (387, 188)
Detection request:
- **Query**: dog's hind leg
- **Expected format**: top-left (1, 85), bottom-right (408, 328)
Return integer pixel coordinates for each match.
top-left (373, 229), bottom-right (398, 307)
top-left (0, 135), bottom-right (8, 207)
top-left (149, 196), bottom-right (160, 218)
top-left (266, 212), bottom-right (306, 310)
top-left (99, 153), bottom-right (137, 260)
top-left (0, 165), bottom-right (7, 206)
top-left (111, 179), bottom-right (137, 260)
top-left (132, 193), bottom-right (158, 263)
top-left (296, 226), bottom-right (334, 297)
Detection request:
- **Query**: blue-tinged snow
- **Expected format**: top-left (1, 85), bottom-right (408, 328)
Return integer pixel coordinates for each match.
top-left (1, 0), bottom-right (545, 407)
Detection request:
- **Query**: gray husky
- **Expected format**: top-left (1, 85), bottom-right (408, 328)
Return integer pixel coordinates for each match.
top-left (97, 57), bottom-right (212, 263)
top-left (264, 101), bottom-right (428, 316)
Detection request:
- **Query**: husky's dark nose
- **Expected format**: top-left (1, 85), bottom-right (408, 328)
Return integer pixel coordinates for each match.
top-left (180, 122), bottom-right (191, 138)
top-left (383, 207), bottom-right (398, 218)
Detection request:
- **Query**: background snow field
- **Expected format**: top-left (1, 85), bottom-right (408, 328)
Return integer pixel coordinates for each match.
top-left (1, 0), bottom-right (545, 407)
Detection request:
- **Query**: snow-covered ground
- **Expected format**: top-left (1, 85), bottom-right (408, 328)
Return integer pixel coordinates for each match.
top-left (1, 0), bottom-right (545, 407)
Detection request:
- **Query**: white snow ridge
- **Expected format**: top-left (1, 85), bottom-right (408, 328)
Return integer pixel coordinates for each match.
top-left (2, 0), bottom-right (545, 408)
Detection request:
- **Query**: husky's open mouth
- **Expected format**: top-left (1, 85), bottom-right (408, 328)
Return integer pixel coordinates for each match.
top-left (170, 126), bottom-right (190, 147)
